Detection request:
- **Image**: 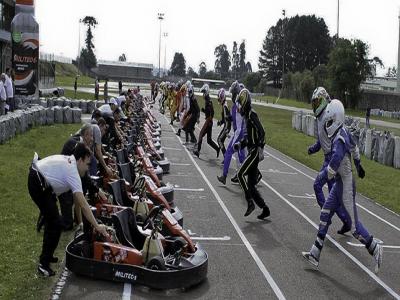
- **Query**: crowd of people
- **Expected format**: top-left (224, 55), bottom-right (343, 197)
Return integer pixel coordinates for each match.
top-left (153, 80), bottom-right (383, 273)
top-left (28, 79), bottom-right (383, 278)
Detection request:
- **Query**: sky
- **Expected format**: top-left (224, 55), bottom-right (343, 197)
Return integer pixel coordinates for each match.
top-left (35, 0), bottom-right (400, 76)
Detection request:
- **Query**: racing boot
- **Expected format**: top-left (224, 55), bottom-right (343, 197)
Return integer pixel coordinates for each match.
top-left (337, 222), bottom-right (351, 235)
top-left (231, 174), bottom-right (239, 184)
top-left (302, 244), bottom-right (321, 267)
top-left (38, 264), bottom-right (56, 277)
top-left (217, 175), bottom-right (226, 185)
top-left (244, 199), bottom-right (255, 217)
top-left (367, 238), bottom-right (383, 273)
top-left (257, 206), bottom-right (270, 220)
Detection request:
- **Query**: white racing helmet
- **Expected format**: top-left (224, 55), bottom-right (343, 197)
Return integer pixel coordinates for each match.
top-left (324, 99), bottom-right (345, 138)
top-left (200, 84), bottom-right (210, 95)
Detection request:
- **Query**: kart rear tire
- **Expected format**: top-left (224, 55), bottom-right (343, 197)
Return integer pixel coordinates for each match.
top-left (146, 256), bottom-right (166, 270)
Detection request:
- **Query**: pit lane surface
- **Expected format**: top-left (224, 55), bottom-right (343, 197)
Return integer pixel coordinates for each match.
top-left (60, 101), bottom-right (400, 300)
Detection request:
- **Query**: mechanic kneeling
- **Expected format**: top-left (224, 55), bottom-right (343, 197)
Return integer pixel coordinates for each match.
top-left (28, 142), bottom-right (108, 277)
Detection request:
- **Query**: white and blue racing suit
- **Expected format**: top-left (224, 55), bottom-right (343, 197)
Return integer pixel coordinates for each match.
top-left (313, 127), bottom-right (378, 254)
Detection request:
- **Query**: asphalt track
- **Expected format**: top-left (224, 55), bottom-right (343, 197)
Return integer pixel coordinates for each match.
top-left (59, 100), bottom-right (400, 300)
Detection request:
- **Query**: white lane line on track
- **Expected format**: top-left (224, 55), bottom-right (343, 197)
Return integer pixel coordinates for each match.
top-left (163, 146), bottom-right (183, 151)
top-left (260, 169), bottom-right (297, 175)
top-left (167, 116), bottom-right (286, 300)
top-left (171, 162), bottom-right (192, 166)
top-left (287, 194), bottom-right (316, 200)
top-left (260, 178), bottom-right (400, 299)
top-left (174, 187), bottom-right (205, 192)
top-left (122, 283), bottom-right (131, 300)
top-left (192, 236), bottom-right (231, 241)
top-left (347, 242), bottom-right (400, 249)
top-left (264, 150), bottom-right (400, 234)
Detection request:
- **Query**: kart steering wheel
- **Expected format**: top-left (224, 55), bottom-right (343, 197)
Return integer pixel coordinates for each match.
top-left (142, 205), bottom-right (164, 231)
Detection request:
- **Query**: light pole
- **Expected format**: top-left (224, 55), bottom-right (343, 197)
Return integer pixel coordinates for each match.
top-left (163, 32), bottom-right (168, 77)
top-left (282, 9), bottom-right (286, 88)
top-left (337, 0), bottom-right (340, 38)
top-left (158, 13), bottom-right (164, 78)
top-left (78, 18), bottom-right (82, 74)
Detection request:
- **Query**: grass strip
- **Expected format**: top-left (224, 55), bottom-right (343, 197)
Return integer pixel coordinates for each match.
top-left (0, 124), bottom-right (82, 300)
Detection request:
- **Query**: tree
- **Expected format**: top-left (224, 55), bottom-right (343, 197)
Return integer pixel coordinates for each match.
top-left (243, 72), bottom-right (262, 92)
top-left (170, 52), bottom-right (186, 76)
top-left (214, 44), bottom-right (231, 79)
top-left (386, 66), bottom-right (397, 78)
top-left (258, 22), bottom-right (282, 87)
top-left (259, 15), bottom-right (332, 87)
top-left (246, 62), bottom-right (253, 73)
top-left (368, 56), bottom-right (384, 78)
top-left (327, 38), bottom-right (374, 108)
top-left (239, 40), bottom-right (247, 76)
top-left (199, 61), bottom-right (207, 78)
top-left (118, 53), bottom-right (127, 62)
top-left (80, 16), bottom-right (98, 70)
top-left (312, 64), bottom-right (329, 88)
top-left (187, 66), bottom-right (198, 78)
top-left (231, 41), bottom-right (240, 79)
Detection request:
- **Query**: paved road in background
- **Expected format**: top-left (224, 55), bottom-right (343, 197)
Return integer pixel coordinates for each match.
top-left (58, 97), bottom-right (400, 299)
top-left (65, 85), bottom-right (400, 130)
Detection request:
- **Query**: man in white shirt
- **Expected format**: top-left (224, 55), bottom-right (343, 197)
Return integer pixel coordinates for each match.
top-left (5, 68), bottom-right (14, 112)
top-left (0, 73), bottom-right (7, 115)
top-left (28, 143), bottom-right (108, 277)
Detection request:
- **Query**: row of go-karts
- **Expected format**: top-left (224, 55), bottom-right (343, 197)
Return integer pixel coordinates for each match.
top-left (65, 94), bottom-right (208, 289)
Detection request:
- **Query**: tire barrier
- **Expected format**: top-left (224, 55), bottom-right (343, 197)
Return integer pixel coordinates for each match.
top-left (292, 111), bottom-right (400, 169)
top-left (370, 109), bottom-right (400, 120)
top-left (0, 104), bottom-right (80, 144)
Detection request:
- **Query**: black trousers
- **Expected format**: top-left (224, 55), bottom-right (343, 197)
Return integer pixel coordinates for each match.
top-left (197, 120), bottom-right (219, 153)
top-left (237, 148), bottom-right (266, 208)
top-left (217, 125), bottom-right (230, 155)
top-left (28, 167), bottom-right (63, 266)
top-left (59, 191), bottom-right (74, 230)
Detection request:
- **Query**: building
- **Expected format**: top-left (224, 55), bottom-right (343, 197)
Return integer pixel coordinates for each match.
top-left (93, 60), bottom-right (154, 82)
top-left (0, 0), bottom-right (15, 72)
top-left (361, 77), bottom-right (397, 92)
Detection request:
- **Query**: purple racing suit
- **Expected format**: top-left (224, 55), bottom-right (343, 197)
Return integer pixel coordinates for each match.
top-left (222, 102), bottom-right (246, 177)
top-left (314, 127), bottom-right (375, 253)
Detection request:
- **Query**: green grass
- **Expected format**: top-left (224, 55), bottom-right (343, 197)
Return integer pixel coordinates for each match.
top-left (55, 74), bottom-right (94, 88)
top-left (197, 96), bottom-right (400, 213)
top-left (254, 95), bottom-right (400, 124)
top-left (0, 124), bottom-right (82, 300)
top-left (63, 89), bottom-right (96, 100)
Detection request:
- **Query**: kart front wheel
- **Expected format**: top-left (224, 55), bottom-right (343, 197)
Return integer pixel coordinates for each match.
top-left (147, 256), bottom-right (166, 270)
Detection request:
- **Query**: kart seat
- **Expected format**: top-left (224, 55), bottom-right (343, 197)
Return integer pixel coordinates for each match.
top-left (108, 179), bottom-right (132, 207)
top-left (115, 148), bottom-right (128, 164)
top-left (112, 208), bottom-right (146, 250)
top-left (118, 162), bottom-right (136, 185)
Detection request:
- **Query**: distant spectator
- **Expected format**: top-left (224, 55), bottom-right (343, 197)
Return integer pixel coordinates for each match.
top-left (366, 107), bottom-right (371, 128)
top-left (104, 79), bottom-right (109, 103)
top-left (0, 73), bottom-right (7, 115)
top-left (74, 76), bottom-right (78, 98)
top-left (5, 68), bottom-right (14, 112)
top-left (118, 80), bottom-right (123, 95)
top-left (94, 78), bottom-right (99, 100)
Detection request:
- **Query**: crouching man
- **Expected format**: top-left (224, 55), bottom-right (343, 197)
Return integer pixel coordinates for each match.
top-left (28, 143), bottom-right (108, 276)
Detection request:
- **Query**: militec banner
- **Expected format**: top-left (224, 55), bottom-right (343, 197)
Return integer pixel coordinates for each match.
top-left (12, 31), bottom-right (39, 96)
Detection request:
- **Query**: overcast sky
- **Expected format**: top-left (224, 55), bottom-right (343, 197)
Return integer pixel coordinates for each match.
top-left (35, 0), bottom-right (400, 75)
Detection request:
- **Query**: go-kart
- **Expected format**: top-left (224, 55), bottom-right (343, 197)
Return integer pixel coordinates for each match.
top-left (65, 206), bottom-right (208, 289)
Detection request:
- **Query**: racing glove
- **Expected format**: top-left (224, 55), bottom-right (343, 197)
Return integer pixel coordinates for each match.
top-left (307, 146), bottom-right (314, 155)
top-left (354, 159), bottom-right (365, 179)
